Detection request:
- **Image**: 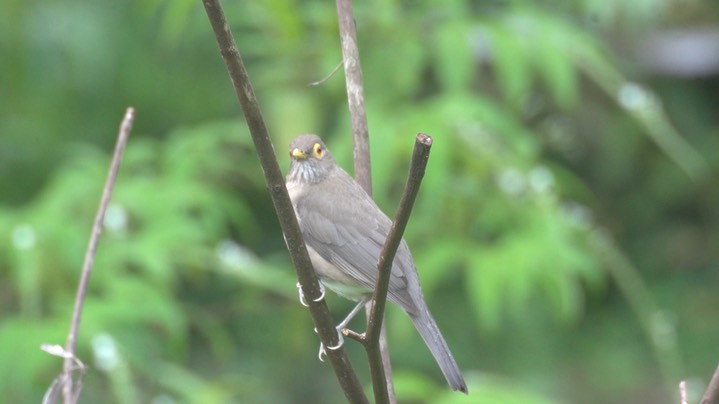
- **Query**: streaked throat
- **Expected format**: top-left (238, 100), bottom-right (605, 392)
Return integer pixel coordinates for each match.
top-left (289, 160), bottom-right (322, 185)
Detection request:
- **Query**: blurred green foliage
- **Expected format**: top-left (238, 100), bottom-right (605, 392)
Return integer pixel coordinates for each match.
top-left (1, 0), bottom-right (718, 403)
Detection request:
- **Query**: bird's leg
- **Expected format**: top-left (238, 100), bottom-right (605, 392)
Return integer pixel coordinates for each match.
top-left (297, 281), bottom-right (326, 307)
top-left (315, 297), bottom-right (370, 361)
top-left (337, 297), bottom-right (370, 330)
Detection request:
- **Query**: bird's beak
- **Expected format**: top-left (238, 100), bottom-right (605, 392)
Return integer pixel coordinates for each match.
top-left (291, 148), bottom-right (307, 160)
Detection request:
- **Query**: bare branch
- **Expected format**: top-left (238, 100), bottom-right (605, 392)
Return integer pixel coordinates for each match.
top-left (335, 1), bottom-right (399, 401)
top-left (201, 1), bottom-right (367, 402)
top-left (61, 107), bottom-right (134, 404)
top-left (679, 380), bottom-right (687, 404)
top-left (366, 134), bottom-right (433, 404)
top-left (702, 363), bottom-right (719, 404)
top-left (336, 0), bottom-right (371, 193)
top-left (375, 319), bottom-right (395, 402)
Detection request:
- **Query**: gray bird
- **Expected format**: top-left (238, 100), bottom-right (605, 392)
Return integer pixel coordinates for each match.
top-left (286, 134), bottom-right (467, 393)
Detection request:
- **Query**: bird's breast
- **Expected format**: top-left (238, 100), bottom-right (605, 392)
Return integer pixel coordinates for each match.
top-left (286, 179), bottom-right (304, 201)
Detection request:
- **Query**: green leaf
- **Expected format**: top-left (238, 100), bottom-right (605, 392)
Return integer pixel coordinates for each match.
top-left (533, 17), bottom-right (578, 109)
top-left (486, 21), bottom-right (532, 105)
top-left (434, 22), bottom-right (475, 93)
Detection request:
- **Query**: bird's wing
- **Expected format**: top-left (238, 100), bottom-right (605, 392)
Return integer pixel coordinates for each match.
top-left (297, 176), bottom-right (418, 313)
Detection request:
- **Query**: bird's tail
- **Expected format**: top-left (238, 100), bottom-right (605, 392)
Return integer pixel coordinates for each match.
top-left (409, 306), bottom-right (468, 394)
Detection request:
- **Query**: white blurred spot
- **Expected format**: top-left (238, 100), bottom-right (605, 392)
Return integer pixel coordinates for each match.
top-left (92, 333), bottom-right (119, 372)
top-left (529, 166), bottom-right (554, 193)
top-left (216, 240), bottom-right (257, 269)
top-left (651, 310), bottom-right (677, 350)
top-left (496, 167), bottom-right (525, 196)
top-left (562, 202), bottom-right (593, 229)
top-left (151, 395), bottom-right (177, 404)
top-left (617, 82), bottom-right (649, 110)
top-left (12, 224), bottom-right (36, 250)
top-left (104, 203), bottom-right (128, 233)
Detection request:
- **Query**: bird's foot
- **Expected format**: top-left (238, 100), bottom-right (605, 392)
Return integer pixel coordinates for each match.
top-left (314, 326), bottom-right (344, 362)
top-left (315, 283), bottom-right (326, 302)
top-left (313, 298), bottom-right (370, 361)
top-left (297, 282), bottom-right (325, 307)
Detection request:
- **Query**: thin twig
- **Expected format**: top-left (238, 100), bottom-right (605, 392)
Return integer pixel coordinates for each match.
top-left (375, 318), bottom-right (394, 401)
top-left (308, 61), bottom-right (343, 86)
top-left (366, 134), bottom-right (433, 404)
top-left (61, 107), bottom-right (134, 404)
top-left (200, 1), bottom-right (367, 403)
top-left (589, 229), bottom-right (682, 398)
top-left (702, 363), bottom-right (719, 404)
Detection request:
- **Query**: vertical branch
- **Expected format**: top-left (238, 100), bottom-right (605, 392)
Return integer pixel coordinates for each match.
top-left (335, 1), bottom-right (397, 401)
top-left (201, 1), bottom-right (367, 403)
top-left (62, 107), bottom-right (135, 404)
top-left (679, 380), bottom-right (687, 404)
top-left (336, 0), bottom-right (372, 192)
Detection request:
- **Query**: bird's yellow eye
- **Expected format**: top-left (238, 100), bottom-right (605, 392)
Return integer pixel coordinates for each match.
top-left (313, 143), bottom-right (324, 158)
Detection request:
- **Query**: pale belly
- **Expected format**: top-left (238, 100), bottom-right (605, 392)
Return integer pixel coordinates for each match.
top-left (306, 244), bottom-right (369, 301)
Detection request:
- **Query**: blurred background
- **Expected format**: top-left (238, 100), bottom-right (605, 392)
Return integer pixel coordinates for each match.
top-left (1, 0), bottom-right (718, 403)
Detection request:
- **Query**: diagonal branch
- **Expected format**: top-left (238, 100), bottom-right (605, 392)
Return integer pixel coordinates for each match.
top-left (200, 1), bottom-right (367, 403)
top-left (366, 134), bottom-right (433, 404)
top-left (701, 363), bottom-right (719, 404)
top-left (61, 107), bottom-right (135, 404)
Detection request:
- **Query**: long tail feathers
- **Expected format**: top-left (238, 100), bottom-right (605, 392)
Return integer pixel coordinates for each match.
top-left (409, 308), bottom-right (468, 394)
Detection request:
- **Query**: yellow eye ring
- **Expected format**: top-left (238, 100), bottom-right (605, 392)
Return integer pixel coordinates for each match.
top-left (313, 143), bottom-right (324, 158)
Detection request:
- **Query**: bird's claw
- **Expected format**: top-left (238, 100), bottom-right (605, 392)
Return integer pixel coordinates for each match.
top-left (314, 326), bottom-right (344, 362)
top-left (314, 283), bottom-right (326, 302)
top-left (297, 282), bottom-right (325, 307)
top-left (297, 282), bottom-right (308, 307)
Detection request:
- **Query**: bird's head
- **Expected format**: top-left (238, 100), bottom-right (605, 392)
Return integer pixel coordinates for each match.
top-left (288, 134), bottom-right (336, 184)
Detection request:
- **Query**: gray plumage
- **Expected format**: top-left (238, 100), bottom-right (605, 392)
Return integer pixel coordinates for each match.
top-left (286, 134), bottom-right (467, 394)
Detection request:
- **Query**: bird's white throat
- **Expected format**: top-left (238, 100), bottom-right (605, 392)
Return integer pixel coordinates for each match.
top-left (289, 160), bottom-right (324, 185)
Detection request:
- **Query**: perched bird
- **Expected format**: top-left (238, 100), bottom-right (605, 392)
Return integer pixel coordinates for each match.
top-left (286, 134), bottom-right (467, 393)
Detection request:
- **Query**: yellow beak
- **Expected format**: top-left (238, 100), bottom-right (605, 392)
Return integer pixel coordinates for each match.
top-left (291, 148), bottom-right (307, 159)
